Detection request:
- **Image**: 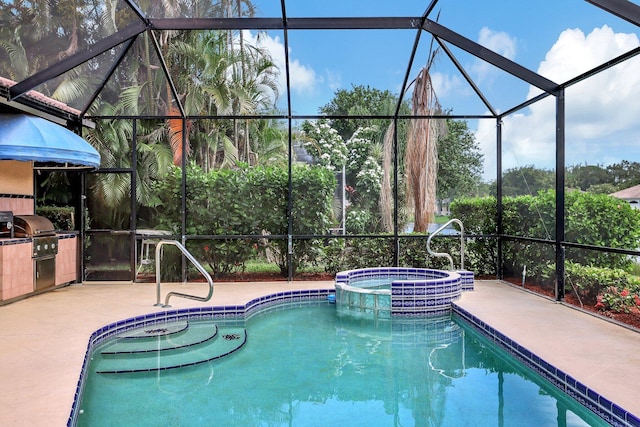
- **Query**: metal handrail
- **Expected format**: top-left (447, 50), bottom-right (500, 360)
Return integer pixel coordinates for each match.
top-left (154, 240), bottom-right (214, 308)
top-left (426, 219), bottom-right (465, 271)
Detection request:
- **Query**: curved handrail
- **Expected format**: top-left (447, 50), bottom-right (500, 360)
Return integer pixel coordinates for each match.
top-left (154, 240), bottom-right (214, 308)
top-left (426, 219), bottom-right (465, 271)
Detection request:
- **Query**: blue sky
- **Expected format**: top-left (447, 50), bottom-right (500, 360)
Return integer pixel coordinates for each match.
top-left (245, 1), bottom-right (640, 180)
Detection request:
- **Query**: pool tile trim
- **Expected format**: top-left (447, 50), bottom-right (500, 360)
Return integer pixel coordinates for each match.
top-left (67, 288), bottom-right (333, 427)
top-left (452, 303), bottom-right (640, 427)
top-left (336, 267), bottom-right (473, 316)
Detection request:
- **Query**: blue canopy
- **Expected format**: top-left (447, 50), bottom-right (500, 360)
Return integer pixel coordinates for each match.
top-left (0, 114), bottom-right (100, 168)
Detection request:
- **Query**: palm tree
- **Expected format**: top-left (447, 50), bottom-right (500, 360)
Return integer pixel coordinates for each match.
top-left (84, 104), bottom-right (173, 229)
top-left (406, 66), bottom-right (444, 233)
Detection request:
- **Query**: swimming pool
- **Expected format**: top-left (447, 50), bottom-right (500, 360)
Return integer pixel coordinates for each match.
top-left (72, 297), bottom-right (617, 426)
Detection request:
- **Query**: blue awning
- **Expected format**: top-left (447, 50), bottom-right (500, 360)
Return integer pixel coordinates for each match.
top-left (0, 114), bottom-right (100, 168)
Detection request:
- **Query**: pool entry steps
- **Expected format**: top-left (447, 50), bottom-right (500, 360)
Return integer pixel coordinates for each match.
top-left (95, 320), bottom-right (246, 374)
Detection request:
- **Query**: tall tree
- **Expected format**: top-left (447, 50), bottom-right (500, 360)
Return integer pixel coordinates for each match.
top-left (566, 164), bottom-right (610, 191)
top-left (436, 119), bottom-right (484, 204)
top-left (499, 166), bottom-right (555, 197)
top-left (316, 84), bottom-right (411, 233)
top-left (319, 84), bottom-right (401, 141)
top-left (607, 160), bottom-right (640, 189)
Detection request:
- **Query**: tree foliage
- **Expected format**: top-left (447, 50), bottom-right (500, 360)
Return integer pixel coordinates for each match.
top-left (318, 84), bottom-right (404, 140)
top-left (436, 119), bottom-right (484, 202)
top-left (489, 161), bottom-right (640, 198)
top-left (499, 166), bottom-right (555, 197)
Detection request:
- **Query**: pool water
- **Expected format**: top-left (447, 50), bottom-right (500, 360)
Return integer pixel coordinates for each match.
top-left (76, 302), bottom-right (607, 426)
top-left (352, 276), bottom-right (394, 289)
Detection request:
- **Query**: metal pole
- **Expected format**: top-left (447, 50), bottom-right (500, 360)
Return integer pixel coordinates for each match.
top-left (181, 116), bottom-right (188, 283)
top-left (393, 118), bottom-right (400, 267)
top-left (130, 119), bottom-right (137, 281)
top-left (342, 164), bottom-right (346, 235)
top-left (496, 118), bottom-right (503, 279)
top-left (555, 89), bottom-right (566, 301)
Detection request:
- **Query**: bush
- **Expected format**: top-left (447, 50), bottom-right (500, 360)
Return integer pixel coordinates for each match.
top-left (596, 275), bottom-right (640, 313)
top-left (150, 163), bottom-right (336, 278)
top-left (562, 261), bottom-right (626, 305)
top-left (321, 234), bottom-right (465, 274)
top-left (452, 191), bottom-right (640, 282)
top-left (37, 205), bottom-right (75, 230)
top-left (450, 197), bottom-right (497, 276)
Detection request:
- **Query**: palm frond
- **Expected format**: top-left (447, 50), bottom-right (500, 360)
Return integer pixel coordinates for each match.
top-left (220, 134), bottom-right (239, 168)
top-left (407, 67), bottom-right (442, 232)
top-left (167, 106), bottom-right (191, 166)
top-left (118, 85), bottom-right (144, 116)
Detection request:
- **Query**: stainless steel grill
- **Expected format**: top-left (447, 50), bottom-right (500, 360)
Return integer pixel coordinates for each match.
top-left (13, 214), bottom-right (56, 237)
top-left (14, 215), bottom-right (58, 290)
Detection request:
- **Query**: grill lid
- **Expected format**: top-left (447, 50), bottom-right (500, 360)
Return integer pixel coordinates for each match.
top-left (13, 215), bottom-right (56, 238)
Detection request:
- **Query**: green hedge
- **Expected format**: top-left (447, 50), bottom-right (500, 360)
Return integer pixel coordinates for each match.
top-left (448, 196), bottom-right (498, 276)
top-left (150, 163), bottom-right (336, 277)
top-left (322, 235), bottom-right (464, 274)
top-left (451, 190), bottom-right (640, 281)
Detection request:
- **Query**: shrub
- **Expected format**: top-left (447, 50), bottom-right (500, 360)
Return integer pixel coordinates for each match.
top-left (596, 276), bottom-right (640, 313)
top-left (452, 191), bottom-right (640, 282)
top-left (558, 261), bottom-right (640, 312)
top-left (150, 162), bottom-right (335, 278)
top-left (322, 234), bottom-right (464, 274)
top-left (563, 261), bottom-right (623, 305)
top-left (37, 205), bottom-right (75, 230)
top-left (449, 197), bottom-right (497, 276)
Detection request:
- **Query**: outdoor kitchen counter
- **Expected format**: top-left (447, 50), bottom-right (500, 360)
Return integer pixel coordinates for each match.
top-left (0, 238), bottom-right (33, 301)
top-left (0, 233), bottom-right (78, 303)
top-left (56, 233), bottom-right (78, 287)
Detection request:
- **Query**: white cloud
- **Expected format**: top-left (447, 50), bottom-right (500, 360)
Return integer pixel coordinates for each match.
top-left (242, 30), bottom-right (318, 97)
top-left (431, 72), bottom-right (464, 98)
top-left (471, 27), bottom-right (517, 82)
top-left (478, 25), bottom-right (640, 180)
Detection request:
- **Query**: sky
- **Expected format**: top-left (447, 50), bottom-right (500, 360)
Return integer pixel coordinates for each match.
top-left (242, 0), bottom-right (640, 181)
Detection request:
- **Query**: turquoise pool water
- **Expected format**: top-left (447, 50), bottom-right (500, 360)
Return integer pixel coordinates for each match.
top-left (76, 302), bottom-right (607, 426)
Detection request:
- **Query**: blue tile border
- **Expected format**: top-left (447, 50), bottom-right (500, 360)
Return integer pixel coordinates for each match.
top-left (67, 288), bottom-right (334, 427)
top-left (452, 303), bottom-right (640, 427)
top-left (336, 267), bottom-right (474, 316)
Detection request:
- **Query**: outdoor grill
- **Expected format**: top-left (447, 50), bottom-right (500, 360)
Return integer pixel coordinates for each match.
top-left (13, 215), bottom-right (58, 290)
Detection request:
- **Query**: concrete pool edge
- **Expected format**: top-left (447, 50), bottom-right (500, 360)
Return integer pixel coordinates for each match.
top-left (452, 303), bottom-right (639, 427)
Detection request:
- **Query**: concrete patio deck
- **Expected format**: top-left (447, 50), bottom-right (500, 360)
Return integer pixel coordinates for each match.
top-left (0, 279), bottom-right (638, 426)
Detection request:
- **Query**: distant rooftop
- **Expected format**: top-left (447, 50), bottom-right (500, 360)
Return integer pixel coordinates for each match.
top-left (610, 184), bottom-right (640, 200)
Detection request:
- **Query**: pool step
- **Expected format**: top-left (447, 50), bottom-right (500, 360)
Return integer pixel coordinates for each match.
top-left (100, 321), bottom-right (217, 355)
top-left (94, 325), bottom-right (247, 374)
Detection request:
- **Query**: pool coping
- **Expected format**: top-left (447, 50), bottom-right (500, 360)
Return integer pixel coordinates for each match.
top-left (453, 303), bottom-right (640, 427)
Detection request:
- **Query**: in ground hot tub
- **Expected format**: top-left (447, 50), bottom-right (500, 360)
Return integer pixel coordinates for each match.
top-left (335, 267), bottom-right (474, 318)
